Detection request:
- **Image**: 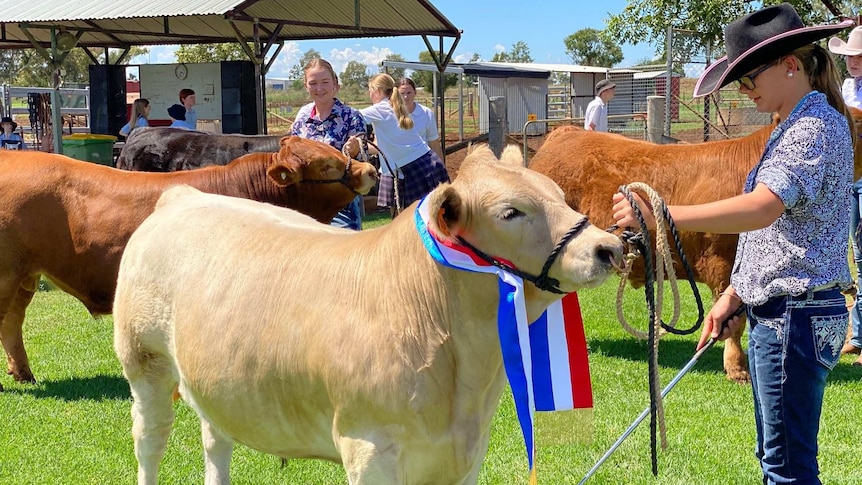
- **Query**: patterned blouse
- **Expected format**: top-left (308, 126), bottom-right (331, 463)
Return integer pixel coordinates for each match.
top-left (731, 91), bottom-right (853, 306)
top-left (289, 98), bottom-right (366, 150)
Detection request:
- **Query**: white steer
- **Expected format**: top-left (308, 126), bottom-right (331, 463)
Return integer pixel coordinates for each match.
top-left (113, 144), bottom-right (624, 485)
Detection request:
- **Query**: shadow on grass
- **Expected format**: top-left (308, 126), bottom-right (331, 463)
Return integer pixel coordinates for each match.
top-left (590, 337), bottom-right (862, 384)
top-left (8, 374), bottom-right (130, 401)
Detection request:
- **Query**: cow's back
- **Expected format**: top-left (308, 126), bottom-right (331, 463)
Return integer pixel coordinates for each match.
top-left (529, 126), bottom-right (766, 289)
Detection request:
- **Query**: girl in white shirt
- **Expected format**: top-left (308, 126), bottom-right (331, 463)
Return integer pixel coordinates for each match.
top-left (360, 73), bottom-right (449, 214)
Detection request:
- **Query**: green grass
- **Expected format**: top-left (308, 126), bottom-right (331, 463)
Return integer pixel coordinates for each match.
top-left (2, 275), bottom-right (861, 484)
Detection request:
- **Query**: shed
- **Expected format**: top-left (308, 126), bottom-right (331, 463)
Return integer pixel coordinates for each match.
top-left (462, 63), bottom-right (550, 135)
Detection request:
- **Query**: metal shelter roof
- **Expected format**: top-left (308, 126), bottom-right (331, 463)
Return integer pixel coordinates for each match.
top-left (0, 0), bottom-right (461, 49)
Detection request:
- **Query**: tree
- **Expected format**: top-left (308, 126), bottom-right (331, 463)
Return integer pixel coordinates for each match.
top-left (176, 43), bottom-right (248, 63)
top-left (491, 41), bottom-right (533, 63)
top-left (1, 46), bottom-right (148, 87)
top-left (412, 50), bottom-right (458, 94)
top-left (341, 60), bottom-right (369, 87)
top-left (605, 0), bottom-right (836, 65)
top-left (288, 48), bottom-right (322, 88)
top-left (563, 28), bottom-right (623, 67)
top-left (381, 53), bottom-right (407, 81)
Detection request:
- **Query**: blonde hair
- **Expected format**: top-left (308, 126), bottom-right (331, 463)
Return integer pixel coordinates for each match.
top-left (368, 73), bottom-right (413, 130)
top-left (303, 58), bottom-right (339, 86)
top-left (789, 43), bottom-right (856, 139)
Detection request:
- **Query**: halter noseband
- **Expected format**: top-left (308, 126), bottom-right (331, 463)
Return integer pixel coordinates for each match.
top-left (299, 156), bottom-right (357, 193)
top-left (456, 217), bottom-right (591, 294)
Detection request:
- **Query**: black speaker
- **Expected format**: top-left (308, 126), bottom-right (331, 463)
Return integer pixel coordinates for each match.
top-left (220, 61), bottom-right (259, 134)
top-left (89, 65), bottom-right (127, 136)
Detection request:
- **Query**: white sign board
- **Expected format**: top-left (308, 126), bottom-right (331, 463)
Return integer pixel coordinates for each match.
top-left (139, 62), bottom-right (223, 121)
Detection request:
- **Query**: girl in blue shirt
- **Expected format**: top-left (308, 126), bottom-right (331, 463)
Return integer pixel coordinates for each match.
top-left (613, 5), bottom-right (854, 484)
top-left (119, 98), bottom-right (150, 138)
top-left (0, 116), bottom-right (26, 149)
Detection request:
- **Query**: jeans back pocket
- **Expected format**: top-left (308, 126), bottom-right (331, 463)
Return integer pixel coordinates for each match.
top-left (811, 314), bottom-right (848, 370)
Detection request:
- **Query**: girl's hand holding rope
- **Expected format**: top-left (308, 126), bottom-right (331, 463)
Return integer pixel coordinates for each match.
top-left (696, 290), bottom-right (745, 351)
top-left (612, 191), bottom-right (655, 230)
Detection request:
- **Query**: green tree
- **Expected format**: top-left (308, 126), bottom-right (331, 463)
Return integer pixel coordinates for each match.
top-left (491, 41), bottom-right (533, 63)
top-left (381, 53), bottom-right (407, 81)
top-left (412, 50), bottom-right (458, 94)
top-left (341, 60), bottom-right (369, 87)
top-left (606, 0), bottom-right (837, 65)
top-left (176, 43), bottom-right (248, 63)
top-left (3, 46), bottom-right (148, 87)
top-left (563, 28), bottom-right (623, 67)
top-left (288, 48), bottom-right (322, 88)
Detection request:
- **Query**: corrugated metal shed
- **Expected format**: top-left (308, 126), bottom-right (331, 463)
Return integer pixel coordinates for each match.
top-left (0, 0), bottom-right (460, 49)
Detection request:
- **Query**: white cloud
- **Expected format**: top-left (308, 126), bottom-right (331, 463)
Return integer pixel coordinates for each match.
top-left (493, 44), bottom-right (505, 54)
top-left (326, 46), bottom-right (395, 75)
top-left (266, 42), bottom-right (302, 79)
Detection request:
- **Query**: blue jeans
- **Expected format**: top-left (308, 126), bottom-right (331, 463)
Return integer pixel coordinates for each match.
top-left (849, 179), bottom-right (862, 348)
top-left (748, 288), bottom-right (847, 485)
top-left (329, 195), bottom-right (363, 231)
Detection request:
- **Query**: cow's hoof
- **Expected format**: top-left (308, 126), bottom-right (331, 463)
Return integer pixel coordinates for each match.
top-left (12, 370), bottom-right (36, 383)
top-left (725, 366), bottom-right (750, 384)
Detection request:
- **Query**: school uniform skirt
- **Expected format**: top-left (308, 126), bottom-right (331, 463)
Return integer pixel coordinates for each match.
top-left (377, 150), bottom-right (450, 210)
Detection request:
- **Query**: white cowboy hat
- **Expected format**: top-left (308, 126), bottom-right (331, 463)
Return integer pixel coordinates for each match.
top-left (829, 25), bottom-right (862, 56)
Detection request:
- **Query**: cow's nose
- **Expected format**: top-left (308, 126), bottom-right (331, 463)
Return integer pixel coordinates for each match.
top-left (597, 240), bottom-right (625, 272)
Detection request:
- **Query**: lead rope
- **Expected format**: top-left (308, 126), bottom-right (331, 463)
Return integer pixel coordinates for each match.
top-left (613, 182), bottom-right (705, 477)
top-left (343, 135), bottom-right (402, 215)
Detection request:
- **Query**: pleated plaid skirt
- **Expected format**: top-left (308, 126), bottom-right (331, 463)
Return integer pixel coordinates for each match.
top-left (377, 150), bottom-right (450, 210)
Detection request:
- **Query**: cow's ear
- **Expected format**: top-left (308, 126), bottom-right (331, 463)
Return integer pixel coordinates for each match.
top-left (267, 140), bottom-right (304, 186)
top-left (426, 183), bottom-right (463, 241)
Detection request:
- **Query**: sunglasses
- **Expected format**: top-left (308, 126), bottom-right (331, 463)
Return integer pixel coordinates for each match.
top-left (735, 62), bottom-right (777, 90)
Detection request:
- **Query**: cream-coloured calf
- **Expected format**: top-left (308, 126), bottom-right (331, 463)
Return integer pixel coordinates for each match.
top-left (113, 145), bottom-right (624, 485)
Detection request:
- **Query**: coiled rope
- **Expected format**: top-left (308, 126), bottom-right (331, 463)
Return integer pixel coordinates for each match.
top-left (343, 134), bottom-right (402, 215)
top-left (613, 182), bottom-right (705, 476)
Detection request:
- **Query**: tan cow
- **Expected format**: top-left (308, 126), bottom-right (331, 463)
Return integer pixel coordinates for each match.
top-left (0, 137), bottom-right (377, 388)
top-left (113, 145), bottom-right (624, 485)
top-left (529, 110), bottom-right (862, 383)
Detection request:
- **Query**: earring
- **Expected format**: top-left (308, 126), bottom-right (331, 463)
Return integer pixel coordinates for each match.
top-left (787, 72), bottom-right (794, 77)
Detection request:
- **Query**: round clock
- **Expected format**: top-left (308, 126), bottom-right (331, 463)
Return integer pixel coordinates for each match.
top-left (175, 63), bottom-right (188, 80)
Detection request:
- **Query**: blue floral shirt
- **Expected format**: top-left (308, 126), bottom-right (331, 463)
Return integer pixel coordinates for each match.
top-left (732, 92), bottom-right (853, 306)
top-left (289, 98), bottom-right (366, 150)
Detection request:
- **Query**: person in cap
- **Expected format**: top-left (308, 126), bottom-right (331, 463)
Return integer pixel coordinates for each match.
top-left (612, 4), bottom-right (853, 483)
top-left (167, 104), bottom-right (192, 130)
top-left (583, 79), bottom-right (615, 131)
top-left (0, 116), bottom-right (26, 150)
top-left (828, 26), bottom-right (862, 364)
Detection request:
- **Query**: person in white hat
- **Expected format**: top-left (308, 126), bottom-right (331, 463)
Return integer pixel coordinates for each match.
top-left (829, 26), bottom-right (862, 108)
top-left (829, 26), bottom-right (862, 365)
top-left (583, 79), bottom-right (615, 131)
top-left (613, 4), bottom-right (854, 483)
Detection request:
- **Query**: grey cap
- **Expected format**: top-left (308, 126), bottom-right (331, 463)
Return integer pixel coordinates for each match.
top-left (595, 79), bottom-right (616, 95)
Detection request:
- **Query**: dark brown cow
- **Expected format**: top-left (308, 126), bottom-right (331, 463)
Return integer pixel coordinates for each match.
top-left (116, 127), bottom-right (285, 171)
top-left (529, 111), bottom-right (862, 383)
top-left (0, 136), bottom-right (378, 388)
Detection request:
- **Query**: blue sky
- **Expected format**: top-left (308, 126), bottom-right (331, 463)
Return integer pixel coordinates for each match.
top-left (131, 0), bottom-right (658, 78)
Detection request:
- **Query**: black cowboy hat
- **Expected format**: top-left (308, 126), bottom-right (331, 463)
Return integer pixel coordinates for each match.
top-left (1, 116), bottom-right (16, 131)
top-left (693, 3), bottom-right (852, 97)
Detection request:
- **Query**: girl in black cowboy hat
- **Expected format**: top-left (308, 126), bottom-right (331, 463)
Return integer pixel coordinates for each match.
top-left (612, 3), bottom-right (854, 483)
top-left (0, 116), bottom-right (26, 150)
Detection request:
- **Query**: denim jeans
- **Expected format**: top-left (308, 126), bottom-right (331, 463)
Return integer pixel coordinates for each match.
top-left (330, 195), bottom-right (363, 231)
top-left (748, 288), bottom-right (847, 485)
top-left (849, 179), bottom-right (862, 348)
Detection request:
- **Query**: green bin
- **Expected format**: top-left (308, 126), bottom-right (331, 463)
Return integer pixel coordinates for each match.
top-left (62, 134), bottom-right (117, 166)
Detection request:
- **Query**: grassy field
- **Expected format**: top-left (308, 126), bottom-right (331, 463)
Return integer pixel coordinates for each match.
top-left (1, 247), bottom-right (861, 484)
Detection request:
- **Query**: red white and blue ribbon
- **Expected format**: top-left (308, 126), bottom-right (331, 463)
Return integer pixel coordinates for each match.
top-left (415, 196), bottom-right (593, 478)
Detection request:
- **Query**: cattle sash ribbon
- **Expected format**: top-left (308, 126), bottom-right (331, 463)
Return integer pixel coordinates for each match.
top-left (415, 196), bottom-right (593, 479)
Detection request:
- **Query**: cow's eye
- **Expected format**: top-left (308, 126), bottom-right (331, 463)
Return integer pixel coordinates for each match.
top-left (501, 208), bottom-right (524, 220)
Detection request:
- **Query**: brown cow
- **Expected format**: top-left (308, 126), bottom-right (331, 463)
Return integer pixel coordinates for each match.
top-left (0, 136), bottom-right (377, 388)
top-left (116, 127), bottom-right (285, 171)
top-left (529, 112), bottom-right (862, 383)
